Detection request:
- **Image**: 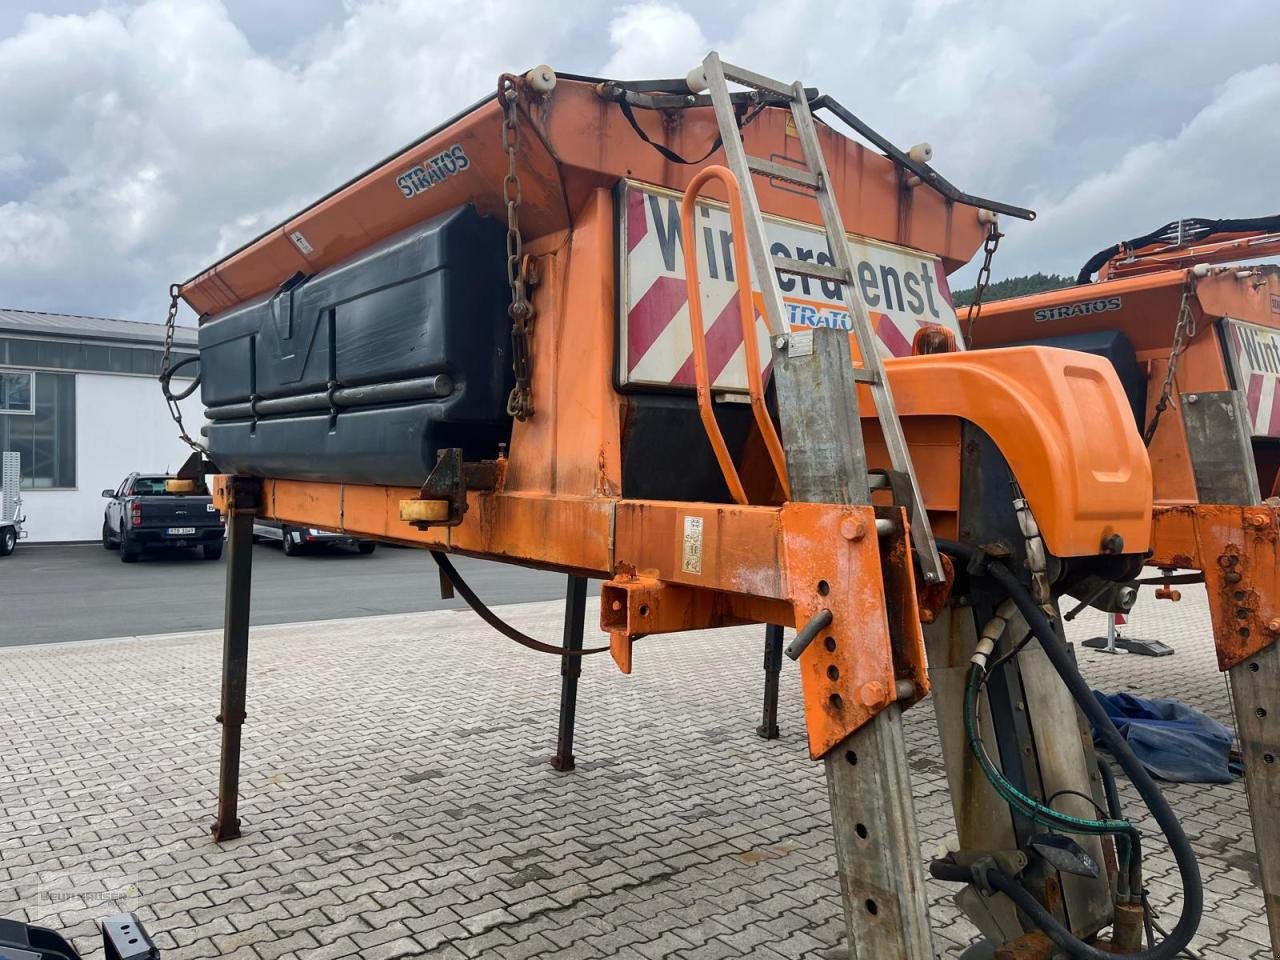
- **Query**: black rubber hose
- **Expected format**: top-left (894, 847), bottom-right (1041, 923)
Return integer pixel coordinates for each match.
top-left (1096, 756), bottom-right (1134, 898)
top-left (936, 539), bottom-right (1202, 960)
top-left (430, 551), bottom-right (611, 657)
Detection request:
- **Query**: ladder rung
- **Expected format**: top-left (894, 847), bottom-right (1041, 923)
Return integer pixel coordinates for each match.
top-left (773, 255), bottom-right (848, 284)
top-left (746, 155), bottom-right (819, 189)
top-left (850, 367), bottom-right (879, 384)
top-left (721, 63), bottom-right (796, 99)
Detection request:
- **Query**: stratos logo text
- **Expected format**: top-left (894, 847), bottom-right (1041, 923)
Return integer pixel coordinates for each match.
top-left (1033, 296), bottom-right (1122, 322)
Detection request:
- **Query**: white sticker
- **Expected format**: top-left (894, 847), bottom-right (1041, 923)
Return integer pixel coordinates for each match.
top-left (789, 329), bottom-right (814, 358)
top-left (681, 515), bottom-right (704, 575)
top-left (289, 230), bottom-right (314, 255)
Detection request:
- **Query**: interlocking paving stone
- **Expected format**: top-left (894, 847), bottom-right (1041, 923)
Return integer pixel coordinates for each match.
top-left (0, 587), bottom-right (1266, 957)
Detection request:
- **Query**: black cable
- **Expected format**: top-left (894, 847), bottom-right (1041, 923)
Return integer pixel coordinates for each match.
top-left (937, 539), bottom-right (1202, 960)
top-left (1045, 788), bottom-right (1111, 820)
top-left (430, 551), bottom-right (610, 658)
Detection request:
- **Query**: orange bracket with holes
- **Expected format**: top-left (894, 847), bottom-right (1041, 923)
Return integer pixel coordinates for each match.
top-left (1152, 504), bottom-right (1280, 670)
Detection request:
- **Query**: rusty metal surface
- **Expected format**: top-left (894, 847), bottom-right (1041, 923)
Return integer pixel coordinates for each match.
top-left (993, 930), bottom-right (1056, 960)
top-left (1153, 503), bottom-right (1280, 670)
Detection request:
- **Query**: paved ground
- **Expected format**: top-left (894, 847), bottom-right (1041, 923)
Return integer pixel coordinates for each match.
top-left (0, 543), bottom-right (568, 646)
top-left (0, 585), bottom-right (1267, 959)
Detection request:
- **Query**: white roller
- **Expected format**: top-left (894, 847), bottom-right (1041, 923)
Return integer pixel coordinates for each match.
top-left (907, 142), bottom-right (933, 164)
top-left (525, 65), bottom-right (557, 94)
top-left (685, 66), bottom-right (708, 93)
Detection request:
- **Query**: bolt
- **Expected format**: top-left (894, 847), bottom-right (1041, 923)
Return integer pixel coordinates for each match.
top-left (1249, 514), bottom-right (1269, 529)
top-left (1268, 619), bottom-right (1280, 634)
top-left (840, 518), bottom-right (866, 541)
top-left (774, 336), bottom-right (788, 351)
top-left (859, 680), bottom-right (887, 707)
top-left (1186, 394), bottom-right (1198, 404)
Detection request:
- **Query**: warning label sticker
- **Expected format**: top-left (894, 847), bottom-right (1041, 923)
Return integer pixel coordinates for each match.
top-left (681, 515), bottom-right (704, 575)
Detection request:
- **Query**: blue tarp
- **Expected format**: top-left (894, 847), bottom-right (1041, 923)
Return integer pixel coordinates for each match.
top-left (1091, 691), bottom-right (1239, 784)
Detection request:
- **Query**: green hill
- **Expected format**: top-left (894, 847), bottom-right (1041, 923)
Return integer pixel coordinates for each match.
top-left (952, 272), bottom-right (1075, 306)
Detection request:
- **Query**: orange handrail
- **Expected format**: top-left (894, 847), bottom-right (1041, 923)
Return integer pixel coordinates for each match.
top-left (679, 166), bottom-right (791, 504)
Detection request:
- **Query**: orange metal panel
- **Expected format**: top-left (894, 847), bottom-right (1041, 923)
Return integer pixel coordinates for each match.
top-left (879, 348), bottom-right (1154, 558)
top-left (181, 78), bottom-right (987, 316)
top-left (1153, 504), bottom-right (1280, 669)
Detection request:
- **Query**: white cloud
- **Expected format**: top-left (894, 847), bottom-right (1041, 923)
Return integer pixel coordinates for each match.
top-left (599, 2), bottom-right (709, 80)
top-left (0, 0), bottom-right (1276, 319)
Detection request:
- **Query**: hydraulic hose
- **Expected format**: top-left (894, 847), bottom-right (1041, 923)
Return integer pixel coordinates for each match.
top-left (936, 539), bottom-right (1202, 960)
top-left (1096, 756), bottom-right (1133, 898)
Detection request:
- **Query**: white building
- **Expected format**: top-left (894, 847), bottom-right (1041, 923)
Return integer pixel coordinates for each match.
top-left (0, 309), bottom-right (202, 542)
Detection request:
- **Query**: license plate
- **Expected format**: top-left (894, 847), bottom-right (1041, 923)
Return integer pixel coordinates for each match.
top-left (167, 526), bottom-right (197, 536)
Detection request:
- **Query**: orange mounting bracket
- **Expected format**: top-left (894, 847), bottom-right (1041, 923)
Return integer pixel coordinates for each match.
top-left (679, 165), bottom-right (791, 505)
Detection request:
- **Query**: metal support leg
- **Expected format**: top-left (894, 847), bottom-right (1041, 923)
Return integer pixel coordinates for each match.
top-left (1229, 642), bottom-right (1280, 957)
top-left (212, 491), bottom-right (255, 841)
top-left (756, 624), bottom-right (783, 740)
top-left (826, 706), bottom-right (935, 959)
top-left (551, 575), bottom-right (588, 772)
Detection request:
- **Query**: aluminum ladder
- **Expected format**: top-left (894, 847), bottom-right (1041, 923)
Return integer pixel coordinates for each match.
top-left (690, 52), bottom-right (944, 584)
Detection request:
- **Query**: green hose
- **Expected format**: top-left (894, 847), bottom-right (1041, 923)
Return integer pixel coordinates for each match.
top-left (963, 661), bottom-right (1137, 840)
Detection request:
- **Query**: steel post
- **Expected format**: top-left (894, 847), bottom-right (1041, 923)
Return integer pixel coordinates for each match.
top-left (550, 575), bottom-right (588, 771)
top-left (212, 482), bottom-right (256, 841)
top-left (756, 624), bottom-right (783, 740)
top-left (1228, 642), bottom-right (1280, 956)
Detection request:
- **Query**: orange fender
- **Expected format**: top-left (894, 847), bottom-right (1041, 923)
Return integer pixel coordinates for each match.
top-left (882, 346), bottom-right (1153, 558)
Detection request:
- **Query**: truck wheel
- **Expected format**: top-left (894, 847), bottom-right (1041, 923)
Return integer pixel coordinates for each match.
top-left (0, 526), bottom-right (15, 556)
top-left (203, 543), bottom-right (224, 561)
top-left (282, 528), bottom-right (301, 557)
top-left (357, 542), bottom-right (376, 555)
top-left (102, 521), bottom-right (118, 550)
top-left (119, 526), bottom-right (140, 563)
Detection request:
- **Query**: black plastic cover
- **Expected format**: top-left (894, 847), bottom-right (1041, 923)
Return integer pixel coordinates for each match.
top-left (198, 205), bottom-right (511, 486)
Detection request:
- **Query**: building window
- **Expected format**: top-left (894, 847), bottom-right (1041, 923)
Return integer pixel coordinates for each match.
top-left (0, 369), bottom-right (33, 413)
top-left (0, 371), bottom-right (75, 488)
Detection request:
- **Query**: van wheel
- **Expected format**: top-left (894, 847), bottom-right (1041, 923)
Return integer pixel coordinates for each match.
top-left (0, 526), bottom-right (15, 556)
top-left (282, 528), bottom-right (301, 557)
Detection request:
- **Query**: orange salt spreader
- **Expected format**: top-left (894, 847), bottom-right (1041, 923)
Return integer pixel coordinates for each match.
top-left (973, 213), bottom-right (1280, 957)
top-left (163, 54), bottom-right (1202, 958)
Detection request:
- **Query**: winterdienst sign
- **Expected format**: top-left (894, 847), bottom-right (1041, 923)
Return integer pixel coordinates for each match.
top-left (616, 180), bottom-right (963, 392)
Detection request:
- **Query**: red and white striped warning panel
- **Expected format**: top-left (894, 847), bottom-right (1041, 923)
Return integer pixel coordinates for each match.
top-left (1224, 318), bottom-right (1280, 437)
top-left (618, 180), bottom-right (962, 391)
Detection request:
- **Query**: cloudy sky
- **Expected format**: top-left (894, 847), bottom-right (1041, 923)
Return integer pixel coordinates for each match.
top-left (1, 0), bottom-right (1277, 324)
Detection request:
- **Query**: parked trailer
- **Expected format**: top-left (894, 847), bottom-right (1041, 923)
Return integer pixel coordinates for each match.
top-left (971, 215), bottom-right (1280, 957)
top-left (1, 451), bottom-right (25, 556)
top-left (168, 56), bottom-right (1201, 957)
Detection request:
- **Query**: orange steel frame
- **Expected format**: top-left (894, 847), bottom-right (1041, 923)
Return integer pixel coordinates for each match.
top-left (974, 257), bottom-right (1280, 954)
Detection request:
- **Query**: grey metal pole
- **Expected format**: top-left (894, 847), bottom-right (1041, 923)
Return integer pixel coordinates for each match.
top-left (551, 575), bottom-right (588, 771)
top-left (212, 478), bottom-right (257, 841)
top-left (757, 624), bottom-right (784, 740)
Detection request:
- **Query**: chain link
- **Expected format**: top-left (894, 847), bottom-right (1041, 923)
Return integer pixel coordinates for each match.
top-left (158, 283), bottom-right (211, 459)
top-left (1142, 276), bottom-right (1198, 446)
top-left (964, 222), bottom-right (1002, 347)
top-left (501, 75), bottom-right (535, 420)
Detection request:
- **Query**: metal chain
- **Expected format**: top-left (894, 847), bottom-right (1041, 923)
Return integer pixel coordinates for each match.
top-left (158, 283), bottom-right (211, 458)
top-left (501, 75), bottom-right (535, 420)
top-left (964, 222), bottom-right (1002, 347)
top-left (1142, 276), bottom-right (1197, 446)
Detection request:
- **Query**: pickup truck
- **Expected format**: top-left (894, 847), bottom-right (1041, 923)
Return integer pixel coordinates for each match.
top-left (101, 473), bottom-right (225, 562)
